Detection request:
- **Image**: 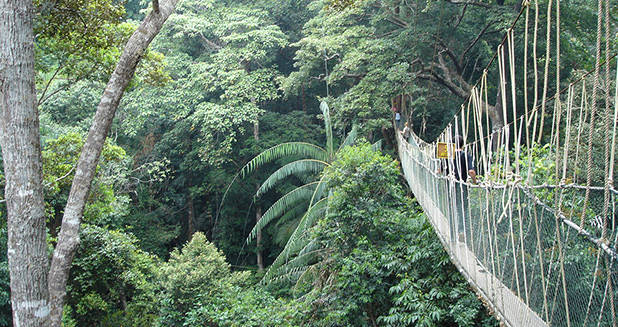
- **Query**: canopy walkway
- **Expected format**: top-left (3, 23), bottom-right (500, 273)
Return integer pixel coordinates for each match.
top-left (395, 0), bottom-right (617, 325)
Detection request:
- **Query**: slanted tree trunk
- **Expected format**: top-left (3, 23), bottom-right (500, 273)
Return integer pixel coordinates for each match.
top-left (0, 1), bottom-right (50, 325)
top-left (47, 1), bottom-right (180, 325)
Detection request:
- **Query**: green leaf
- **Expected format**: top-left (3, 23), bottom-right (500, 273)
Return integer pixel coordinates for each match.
top-left (240, 142), bottom-right (328, 177)
top-left (262, 197), bottom-right (328, 284)
top-left (247, 182), bottom-right (318, 243)
top-left (338, 124), bottom-right (358, 150)
top-left (256, 159), bottom-right (329, 197)
top-left (320, 101), bottom-right (334, 157)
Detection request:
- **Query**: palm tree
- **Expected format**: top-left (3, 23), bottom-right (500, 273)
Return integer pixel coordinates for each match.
top-left (240, 101), bottom-right (357, 284)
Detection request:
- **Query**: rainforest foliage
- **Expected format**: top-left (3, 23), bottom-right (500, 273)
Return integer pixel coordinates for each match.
top-left (0, 0), bottom-right (611, 325)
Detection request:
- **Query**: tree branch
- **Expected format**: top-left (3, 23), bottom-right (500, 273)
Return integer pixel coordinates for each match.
top-left (453, 3), bottom-right (468, 29)
top-left (37, 64), bottom-right (63, 106)
top-left (386, 15), bottom-right (409, 28)
top-left (199, 33), bottom-right (222, 50)
top-left (443, 0), bottom-right (491, 8)
top-left (461, 21), bottom-right (493, 62)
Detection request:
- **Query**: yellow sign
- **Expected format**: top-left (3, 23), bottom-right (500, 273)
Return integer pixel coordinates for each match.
top-left (436, 142), bottom-right (454, 159)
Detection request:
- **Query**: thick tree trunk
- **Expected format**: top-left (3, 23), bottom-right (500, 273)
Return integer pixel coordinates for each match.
top-left (0, 1), bottom-right (50, 325)
top-left (47, 1), bottom-right (180, 325)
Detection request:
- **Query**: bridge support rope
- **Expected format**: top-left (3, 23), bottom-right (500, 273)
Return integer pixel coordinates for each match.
top-left (397, 133), bottom-right (547, 327)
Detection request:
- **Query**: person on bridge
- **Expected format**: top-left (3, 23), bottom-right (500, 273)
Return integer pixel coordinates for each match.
top-left (449, 135), bottom-right (476, 184)
top-left (392, 106), bottom-right (401, 129)
top-left (443, 135), bottom-right (476, 243)
top-left (402, 122), bottom-right (411, 142)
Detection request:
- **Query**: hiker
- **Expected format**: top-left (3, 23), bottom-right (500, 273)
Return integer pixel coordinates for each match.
top-left (392, 106), bottom-right (401, 129)
top-left (447, 135), bottom-right (476, 183)
top-left (442, 135), bottom-right (476, 243)
top-left (402, 121), bottom-right (411, 142)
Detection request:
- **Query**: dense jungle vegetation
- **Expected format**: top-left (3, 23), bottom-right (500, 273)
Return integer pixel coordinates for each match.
top-left (0, 0), bottom-right (613, 325)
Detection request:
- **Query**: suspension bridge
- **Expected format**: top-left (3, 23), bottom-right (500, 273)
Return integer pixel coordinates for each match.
top-left (396, 0), bottom-right (617, 325)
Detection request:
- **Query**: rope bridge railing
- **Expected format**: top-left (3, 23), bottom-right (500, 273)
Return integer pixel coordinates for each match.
top-left (396, 0), bottom-right (617, 326)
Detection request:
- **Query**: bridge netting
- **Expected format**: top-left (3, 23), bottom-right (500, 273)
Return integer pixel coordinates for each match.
top-left (396, 0), bottom-right (617, 325)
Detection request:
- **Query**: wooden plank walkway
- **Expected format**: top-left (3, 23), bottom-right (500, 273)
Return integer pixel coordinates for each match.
top-left (397, 134), bottom-right (547, 327)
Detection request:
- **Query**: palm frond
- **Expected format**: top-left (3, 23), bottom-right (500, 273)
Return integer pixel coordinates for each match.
top-left (274, 245), bottom-right (320, 276)
top-left (241, 142), bottom-right (328, 177)
top-left (247, 182), bottom-right (318, 244)
top-left (216, 170), bottom-right (241, 231)
top-left (261, 197), bottom-right (328, 284)
top-left (268, 249), bottom-right (323, 286)
top-left (263, 246), bottom-right (319, 285)
top-left (256, 159), bottom-right (329, 197)
top-left (294, 261), bottom-right (321, 290)
top-left (267, 266), bottom-right (308, 285)
top-left (338, 124), bottom-right (358, 150)
top-left (320, 101), bottom-right (334, 157)
top-left (275, 202), bottom-right (308, 227)
top-left (308, 174), bottom-right (328, 207)
top-left (282, 197), bottom-right (328, 258)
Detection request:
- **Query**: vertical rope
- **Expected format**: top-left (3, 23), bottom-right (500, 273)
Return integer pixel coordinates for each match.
top-left (550, 0), bottom-right (561, 149)
top-left (533, 198), bottom-right (550, 321)
top-left (610, 52), bottom-right (618, 217)
top-left (531, 0), bottom-right (540, 146)
top-left (601, 1), bottom-right (615, 325)
top-left (554, 1), bottom-right (570, 316)
top-left (574, 81), bottom-right (588, 186)
top-left (516, 186), bottom-right (530, 304)
top-left (537, 0), bottom-right (553, 144)
top-left (581, 0), bottom-right (604, 228)
top-left (508, 30), bottom-right (519, 175)
top-left (562, 85), bottom-right (574, 180)
top-left (523, 1), bottom-right (531, 149)
top-left (583, 246), bottom-right (603, 326)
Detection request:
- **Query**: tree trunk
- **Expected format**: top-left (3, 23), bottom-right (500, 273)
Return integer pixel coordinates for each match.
top-left (381, 126), bottom-right (393, 148)
top-left (0, 1), bottom-right (50, 325)
top-left (489, 45), bottom-right (508, 151)
top-left (187, 195), bottom-right (195, 239)
top-left (253, 121), bottom-right (264, 271)
top-left (301, 84), bottom-right (307, 113)
top-left (256, 206), bottom-right (264, 271)
top-left (47, 1), bottom-right (180, 325)
top-left (489, 91), bottom-right (505, 151)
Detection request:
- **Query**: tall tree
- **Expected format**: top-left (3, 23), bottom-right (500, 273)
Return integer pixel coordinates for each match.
top-left (0, 1), bottom-right (49, 325)
top-left (0, 0), bottom-right (179, 325)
